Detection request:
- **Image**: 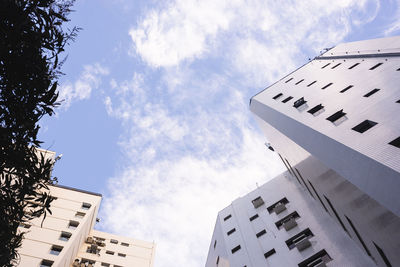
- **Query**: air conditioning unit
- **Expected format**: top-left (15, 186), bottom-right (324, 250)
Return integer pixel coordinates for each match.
top-left (252, 197), bottom-right (264, 208)
top-left (86, 236), bottom-right (94, 244)
top-left (97, 241), bottom-right (106, 247)
top-left (307, 257), bottom-right (326, 267)
top-left (283, 217), bottom-right (297, 231)
top-left (294, 235), bottom-right (311, 251)
top-left (274, 202), bottom-right (286, 214)
top-left (72, 259), bottom-right (80, 267)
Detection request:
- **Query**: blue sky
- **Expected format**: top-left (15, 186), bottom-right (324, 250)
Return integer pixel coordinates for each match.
top-left (38, 1), bottom-right (400, 266)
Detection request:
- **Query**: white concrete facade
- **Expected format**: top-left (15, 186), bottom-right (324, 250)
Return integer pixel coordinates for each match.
top-left (205, 173), bottom-right (376, 267)
top-left (17, 184), bottom-right (155, 267)
top-left (248, 36), bottom-right (400, 266)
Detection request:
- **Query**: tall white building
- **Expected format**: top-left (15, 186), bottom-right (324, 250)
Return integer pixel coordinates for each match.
top-left (207, 36), bottom-right (400, 267)
top-left (17, 155), bottom-right (156, 267)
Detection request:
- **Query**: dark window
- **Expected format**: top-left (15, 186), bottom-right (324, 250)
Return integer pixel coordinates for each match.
top-left (264, 249), bottom-right (276, 258)
top-left (345, 215), bottom-right (371, 256)
top-left (282, 96), bottom-right (293, 103)
top-left (364, 88), bottom-right (380, 97)
top-left (227, 228), bottom-right (236, 236)
top-left (308, 104), bottom-right (324, 116)
top-left (285, 228), bottom-right (314, 249)
top-left (121, 242), bottom-right (129, 247)
top-left (68, 220), bottom-right (79, 230)
top-left (295, 169), bottom-right (314, 198)
top-left (307, 81), bottom-right (317, 87)
top-left (397, 68), bottom-right (400, 71)
top-left (331, 63), bottom-right (341, 69)
top-left (298, 249), bottom-right (332, 267)
top-left (389, 137), bottom-right (400, 148)
top-left (82, 202), bottom-right (91, 210)
top-left (106, 251), bottom-right (114, 255)
top-left (369, 63), bottom-right (383, 70)
top-left (49, 245), bottom-right (63, 255)
top-left (214, 240), bottom-right (217, 249)
top-left (231, 245), bottom-right (241, 254)
top-left (352, 120), bottom-right (378, 133)
top-left (75, 212), bottom-right (85, 219)
top-left (321, 63), bottom-right (331, 69)
top-left (223, 214), bottom-right (232, 221)
top-left (295, 79), bottom-right (304, 85)
top-left (396, 99), bottom-right (400, 103)
top-left (110, 239), bottom-right (118, 244)
top-left (256, 229), bottom-right (267, 238)
top-left (267, 197), bottom-right (289, 213)
top-left (275, 211), bottom-right (300, 229)
top-left (293, 97), bottom-right (307, 108)
top-left (118, 253), bottom-right (126, 257)
top-left (40, 260), bottom-right (54, 267)
top-left (249, 214), bottom-right (259, 221)
top-left (101, 263), bottom-right (110, 267)
top-left (308, 180), bottom-right (329, 213)
top-left (252, 196), bottom-right (264, 208)
top-left (59, 231), bottom-right (72, 241)
top-left (324, 195), bottom-right (348, 233)
top-left (216, 256), bottom-right (220, 265)
top-left (326, 109), bottom-right (346, 124)
top-left (273, 93), bottom-right (283, 100)
top-left (373, 242), bottom-right (392, 267)
top-left (321, 83), bottom-right (333, 89)
top-left (349, 63), bottom-right (360, 69)
top-left (340, 85), bottom-right (353, 93)
top-left (285, 78), bottom-right (293, 83)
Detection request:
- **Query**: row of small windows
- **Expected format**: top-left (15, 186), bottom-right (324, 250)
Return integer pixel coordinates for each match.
top-left (272, 93), bottom-right (400, 148)
top-left (283, 159), bottom-right (393, 267)
top-left (71, 258), bottom-right (123, 267)
top-left (318, 61), bottom-right (384, 71)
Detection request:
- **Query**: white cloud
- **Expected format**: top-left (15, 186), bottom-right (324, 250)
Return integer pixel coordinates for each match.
top-left (58, 63), bottom-right (109, 109)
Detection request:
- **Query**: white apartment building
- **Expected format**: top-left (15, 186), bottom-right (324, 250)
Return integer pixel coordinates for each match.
top-left (205, 173), bottom-right (376, 267)
top-left (206, 36), bottom-right (400, 267)
top-left (17, 170), bottom-right (155, 267)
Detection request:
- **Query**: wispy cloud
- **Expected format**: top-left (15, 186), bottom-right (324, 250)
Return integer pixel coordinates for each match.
top-left (101, 1), bottom-right (386, 266)
top-left (58, 63), bottom-right (109, 109)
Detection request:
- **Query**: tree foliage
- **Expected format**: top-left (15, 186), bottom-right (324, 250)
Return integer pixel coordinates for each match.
top-left (0, 0), bottom-right (78, 265)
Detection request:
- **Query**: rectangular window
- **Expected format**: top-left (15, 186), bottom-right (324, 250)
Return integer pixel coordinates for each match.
top-left (273, 93), bottom-right (283, 100)
top-left (340, 85), bottom-right (353, 93)
top-left (252, 196), bottom-right (264, 208)
top-left (389, 137), bottom-right (400, 148)
top-left (227, 228), bottom-right (236, 236)
top-left (264, 249), bottom-right (276, 259)
top-left (59, 231), bottom-right (72, 241)
top-left (369, 63), bottom-right (383, 70)
top-left (118, 253), bottom-right (126, 257)
top-left (324, 195), bottom-right (348, 233)
top-left (364, 88), bottom-right (380, 97)
top-left (101, 263), bottom-right (110, 267)
top-left (285, 228), bottom-right (313, 250)
top-left (40, 260), bottom-right (54, 267)
top-left (82, 202), bottom-right (91, 210)
top-left (321, 63), bottom-right (330, 69)
top-left (223, 214), bottom-right (232, 221)
top-left (373, 242), bottom-right (392, 267)
top-left (267, 197), bottom-right (289, 213)
top-left (249, 214), bottom-right (259, 221)
top-left (231, 245), bottom-right (241, 254)
top-left (298, 249), bottom-right (332, 267)
top-left (293, 97), bottom-right (307, 108)
top-left (275, 211), bottom-right (300, 230)
top-left (352, 120), bottom-right (378, 133)
top-left (321, 82), bottom-right (333, 89)
top-left (285, 78), bottom-right (293, 83)
top-left (106, 251), bottom-right (114, 255)
top-left (396, 99), bottom-right (400, 103)
top-left (345, 215), bottom-right (371, 256)
top-left (308, 180), bottom-right (329, 213)
top-left (295, 169), bottom-right (314, 198)
top-left (282, 96), bottom-right (293, 103)
top-left (75, 212), bottom-right (85, 219)
top-left (49, 245), bottom-right (63, 255)
top-left (68, 220), bottom-right (79, 230)
top-left (121, 242), bottom-right (129, 247)
top-left (295, 79), bottom-right (304, 85)
top-left (307, 104), bottom-right (324, 116)
top-left (110, 239), bottom-right (118, 244)
top-left (256, 229), bottom-right (266, 238)
top-left (216, 256), bottom-right (219, 265)
top-left (331, 63), bottom-right (341, 69)
top-left (307, 80), bottom-right (317, 87)
top-left (326, 109), bottom-right (347, 125)
top-left (214, 240), bottom-right (217, 249)
top-left (348, 63), bottom-right (360, 69)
